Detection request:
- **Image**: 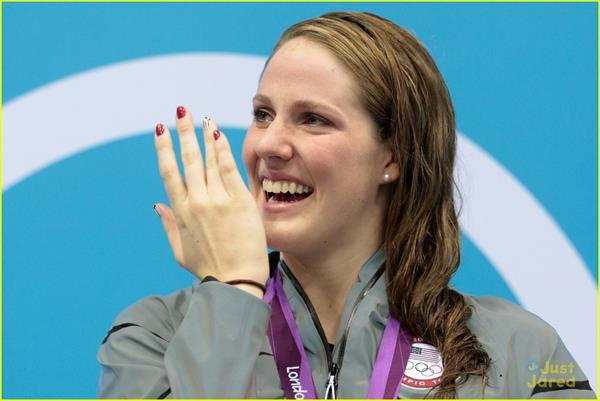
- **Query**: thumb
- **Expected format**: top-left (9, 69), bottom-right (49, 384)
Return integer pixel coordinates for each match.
top-left (153, 203), bottom-right (185, 266)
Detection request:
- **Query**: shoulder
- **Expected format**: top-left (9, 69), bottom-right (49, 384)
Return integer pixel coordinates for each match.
top-left (460, 294), bottom-right (558, 395)
top-left (461, 294), bottom-right (560, 378)
top-left (460, 294), bottom-right (595, 398)
top-left (463, 293), bottom-right (559, 349)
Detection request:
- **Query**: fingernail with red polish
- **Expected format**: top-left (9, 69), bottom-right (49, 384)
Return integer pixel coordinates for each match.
top-left (176, 106), bottom-right (186, 119)
top-left (213, 130), bottom-right (221, 141)
top-left (153, 204), bottom-right (161, 217)
top-left (155, 123), bottom-right (165, 136)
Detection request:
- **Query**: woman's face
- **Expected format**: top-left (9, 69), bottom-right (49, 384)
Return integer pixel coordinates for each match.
top-left (243, 37), bottom-right (395, 255)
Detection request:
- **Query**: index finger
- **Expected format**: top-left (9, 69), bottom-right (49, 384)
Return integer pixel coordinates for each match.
top-left (213, 130), bottom-right (249, 197)
top-left (202, 117), bottom-right (228, 200)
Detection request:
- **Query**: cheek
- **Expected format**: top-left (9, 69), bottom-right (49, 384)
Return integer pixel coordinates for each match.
top-left (313, 139), bottom-right (365, 175)
top-left (308, 141), bottom-right (364, 196)
top-left (305, 141), bottom-right (344, 182)
top-left (316, 141), bottom-right (381, 198)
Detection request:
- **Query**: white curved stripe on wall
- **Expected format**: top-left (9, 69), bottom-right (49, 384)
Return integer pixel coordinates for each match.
top-left (4, 53), bottom-right (597, 391)
top-left (3, 53), bottom-right (266, 190)
top-left (455, 135), bottom-right (597, 391)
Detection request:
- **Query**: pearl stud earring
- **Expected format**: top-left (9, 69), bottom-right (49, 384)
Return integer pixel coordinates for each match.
top-left (383, 173), bottom-right (391, 183)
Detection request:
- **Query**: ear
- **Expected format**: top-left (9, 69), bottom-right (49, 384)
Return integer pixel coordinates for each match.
top-left (381, 146), bottom-right (400, 184)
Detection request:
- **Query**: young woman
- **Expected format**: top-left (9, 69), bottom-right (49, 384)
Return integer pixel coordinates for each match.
top-left (98, 12), bottom-right (594, 399)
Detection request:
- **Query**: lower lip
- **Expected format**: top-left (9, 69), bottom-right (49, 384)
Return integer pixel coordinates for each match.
top-left (261, 191), bottom-right (313, 213)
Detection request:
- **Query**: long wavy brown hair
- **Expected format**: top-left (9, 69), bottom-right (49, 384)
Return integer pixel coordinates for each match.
top-left (271, 11), bottom-right (491, 398)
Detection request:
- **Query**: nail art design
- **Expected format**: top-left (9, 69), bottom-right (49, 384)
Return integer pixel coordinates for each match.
top-left (176, 106), bottom-right (186, 119)
top-left (213, 130), bottom-right (221, 141)
top-left (153, 204), bottom-right (161, 217)
top-left (155, 123), bottom-right (165, 136)
top-left (202, 117), bottom-right (211, 129)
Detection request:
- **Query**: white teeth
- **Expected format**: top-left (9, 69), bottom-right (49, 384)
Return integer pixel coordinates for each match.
top-left (261, 179), bottom-right (313, 194)
top-left (272, 181), bottom-right (282, 193)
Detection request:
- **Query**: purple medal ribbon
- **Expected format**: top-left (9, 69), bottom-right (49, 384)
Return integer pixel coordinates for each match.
top-left (264, 268), bottom-right (412, 399)
top-left (264, 269), bottom-right (318, 399)
top-left (366, 316), bottom-right (413, 398)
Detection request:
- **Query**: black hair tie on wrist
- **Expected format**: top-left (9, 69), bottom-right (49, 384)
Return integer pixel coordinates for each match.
top-left (225, 279), bottom-right (267, 295)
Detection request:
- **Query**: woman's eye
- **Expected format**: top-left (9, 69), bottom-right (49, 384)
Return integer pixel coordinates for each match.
top-left (253, 109), bottom-right (271, 123)
top-left (304, 114), bottom-right (328, 126)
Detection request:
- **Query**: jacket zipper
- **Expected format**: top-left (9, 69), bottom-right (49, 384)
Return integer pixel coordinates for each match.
top-left (280, 260), bottom-right (385, 399)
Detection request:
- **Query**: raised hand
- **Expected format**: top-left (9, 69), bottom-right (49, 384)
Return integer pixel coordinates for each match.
top-left (153, 106), bottom-right (269, 292)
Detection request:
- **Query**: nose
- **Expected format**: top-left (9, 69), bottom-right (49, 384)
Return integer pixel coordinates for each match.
top-left (254, 117), bottom-right (294, 166)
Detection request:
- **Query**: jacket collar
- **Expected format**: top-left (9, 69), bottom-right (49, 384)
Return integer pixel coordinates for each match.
top-left (358, 247), bottom-right (387, 283)
top-left (272, 247), bottom-right (390, 397)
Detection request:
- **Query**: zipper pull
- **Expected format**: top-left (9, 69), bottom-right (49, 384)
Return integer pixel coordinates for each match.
top-left (325, 363), bottom-right (339, 399)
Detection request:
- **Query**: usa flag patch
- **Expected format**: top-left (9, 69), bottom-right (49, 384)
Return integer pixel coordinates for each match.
top-left (401, 337), bottom-right (444, 389)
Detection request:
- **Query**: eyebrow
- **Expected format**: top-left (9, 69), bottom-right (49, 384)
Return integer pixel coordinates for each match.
top-left (252, 94), bottom-right (345, 119)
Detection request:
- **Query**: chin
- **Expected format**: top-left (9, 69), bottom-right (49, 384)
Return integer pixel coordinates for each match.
top-left (264, 225), bottom-right (295, 251)
top-left (264, 222), bottom-right (309, 254)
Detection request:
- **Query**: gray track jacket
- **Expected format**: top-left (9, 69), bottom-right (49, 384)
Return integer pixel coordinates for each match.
top-left (98, 250), bottom-right (595, 398)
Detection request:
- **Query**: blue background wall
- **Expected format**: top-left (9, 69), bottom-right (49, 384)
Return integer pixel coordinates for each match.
top-left (3, 3), bottom-right (597, 397)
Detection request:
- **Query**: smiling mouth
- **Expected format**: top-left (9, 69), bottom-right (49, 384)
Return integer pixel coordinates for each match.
top-left (262, 179), bottom-right (314, 203)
